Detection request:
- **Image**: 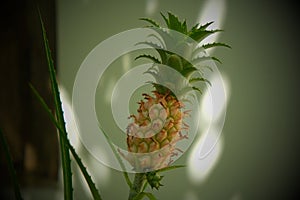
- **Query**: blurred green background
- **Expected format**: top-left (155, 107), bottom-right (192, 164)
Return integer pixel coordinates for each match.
top-left (56, 0), bottom-right (299, 199)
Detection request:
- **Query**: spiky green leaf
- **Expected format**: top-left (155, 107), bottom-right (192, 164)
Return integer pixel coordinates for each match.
top-left (202, 42), bottom-right (231, 50)
top-left (135, 54), bottom-right (161, 64)
top-left (166, 12), bottom-right (187, 34)
top-left (178, 86), bottom-right (202, 97)
top-left (189, 29), bottom-right (222, 42)
top-left (189, 23), bottom-right (200, 32)
top-left (167, 54), bottom-right (183, 72)
top-left (147, 34), bottom-right (165, 48)
top-left (160, 12), bottom-right (169, 27)
top-left (148, 27), bottom-right (176, 50)
top-left (136, 41), bottom-right (169, 64)
top-left (192, 86), bottom-right (202, 94)
top-left (211, 56), bottom-right (222, 64)
top-left (181, 66), bottom-right (198, 77)
top-left (136, 41), bottom-right (163, 50)
top-left (39, 11), bottom-right (73, 200)
top-left (182, 20), bottom-right (187, 34)
top-left (191, 45), bottom-right (206, 58)
top-left (189, 77), bottom-right (212, 86)
top-left (139, 18), bottom-right (160, 27)
top-left (198, 21), bottom-right (214, 30)
top-left (192, 55), bottom-right (222, 64)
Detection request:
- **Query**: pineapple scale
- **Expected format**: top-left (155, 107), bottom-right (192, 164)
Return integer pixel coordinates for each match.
top-left (125, 91), bottom-right (187, 171)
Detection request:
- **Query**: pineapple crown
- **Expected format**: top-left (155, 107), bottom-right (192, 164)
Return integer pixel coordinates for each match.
top-left (136, 12), bottom-right (231, 97)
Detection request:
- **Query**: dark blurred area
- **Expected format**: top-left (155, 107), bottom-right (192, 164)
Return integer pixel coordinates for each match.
top-left (0, 0), bottom-right (59, 198)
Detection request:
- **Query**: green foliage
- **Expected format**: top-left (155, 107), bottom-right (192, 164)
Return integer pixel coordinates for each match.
top-left (38, 11), bottom-right (102, 200)
top-left (189, 29), bottom-right (222, 42)
top-left (138, 11), bottom-right (230, 97)
top-left (167, 54), bottom-right (183, 72)
top-left (189, 77), bottom-right (212, 86)
top-left (181, 66), bottom-right (199, 78)
top-left (202, 42), bottom-right (231, 50)
top-left (39, 11), bottom-right (73, 200)
top-left (135, 54), bottom-right (162, 64)
top-left (161, 12), bottom-right (188, 34)
top-left (192, 55), bottom-right (222, 64)
top-left (139, 18), bottom-right (160, 27)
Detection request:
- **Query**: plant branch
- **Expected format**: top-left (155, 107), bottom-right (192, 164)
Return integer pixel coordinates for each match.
top-left (128, 173), bottom-right (147, 200)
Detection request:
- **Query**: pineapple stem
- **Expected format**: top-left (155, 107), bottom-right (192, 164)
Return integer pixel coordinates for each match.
top-left (128, 173), bottom-right (147, 200)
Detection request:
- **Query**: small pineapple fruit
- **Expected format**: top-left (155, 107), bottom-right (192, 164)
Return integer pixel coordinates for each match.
top-left (125, 12), bottom-right (230, 172)
top-left (126, 91), bottom-right (188, 171)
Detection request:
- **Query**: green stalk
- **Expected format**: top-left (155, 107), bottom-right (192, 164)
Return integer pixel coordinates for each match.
top-left (128, 173), bottom-right (147, 200)
top-left (0, 128), bottom-right (23, 200)
top-left (38, 11), bottom-right (73, 200)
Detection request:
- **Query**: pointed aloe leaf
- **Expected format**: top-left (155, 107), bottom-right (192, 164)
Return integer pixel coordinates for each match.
top-left (135, 41), bottom-right (168, 63)
top-left (38, 11), bottom-right (73, 200)
top-left (189, 77), bottom-right (212, 86)
top-left (180, 58), bottom-right (194, 70)
top-left (179, 86), bottom-right (202, 97)
top-left (191, 45), bottom-right (206, 58)
top-left (181, 66), bottom-right (198, 78)
top-left (182, 20), bottom-right (187, 34)
top-left (157, 31), bottom-right (176, 51)
top-left (136, 41), bottom-right (163, 50)
top-left (139, 18), bottom-right (160, 27)
top-left (147, 34), bottom-right (165, 48)
top-left (189, 23), bottom-right (199, 32)
top-left (144, 71), bottom-right (160, 83)
top-left (202, 42), bottom-right (231, 50)
top-left (147, 27), bottom-right (176, 50)
top-left (167, 12), bottom-right (186, 33)
top-left (29, 84), bottom-right (103, 200)
top-left (211, 56), bottom-right (222, 64)
top-left (144, 65), bottom-right (159, 74)
top-left (135, 54), bottom-right (161, 64)
top-left (0, 128), bottom-right (23, 200)
top-left (192, 55), bottom-right (222, 64)
top-left (198, 21), bottom-right (214, 30)
top-left (182, 93), bottom-right (197, 103)
top-left (160, 12), bottom-right (169, 27)
top-left (189, 29), bottom-right (222, 42)
top-left (192, 86), bottom-right (203, 94)
top-left (202, 65), bottom-right (214, 72)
